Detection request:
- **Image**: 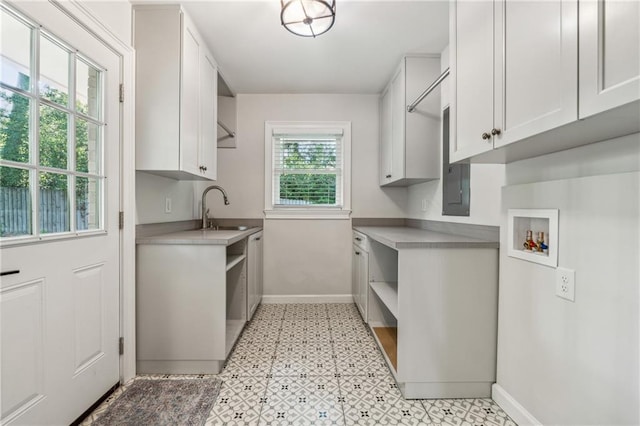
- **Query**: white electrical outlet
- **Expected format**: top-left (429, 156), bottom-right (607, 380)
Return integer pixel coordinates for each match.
top-left (555, 267), bottom-right (576, 302)
top-left (164, 197), bottom-right (172, 214)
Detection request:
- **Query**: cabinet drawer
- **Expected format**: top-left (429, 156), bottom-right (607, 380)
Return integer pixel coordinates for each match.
top-left (353, 231), bottom-right (368, 251)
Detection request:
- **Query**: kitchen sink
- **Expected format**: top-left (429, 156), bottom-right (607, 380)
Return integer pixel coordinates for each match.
top-left (206, 225), bottom-right (254, 231)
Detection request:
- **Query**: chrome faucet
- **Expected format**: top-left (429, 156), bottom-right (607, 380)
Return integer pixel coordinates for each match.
top-left (201, 185), bottom-right (230, 229)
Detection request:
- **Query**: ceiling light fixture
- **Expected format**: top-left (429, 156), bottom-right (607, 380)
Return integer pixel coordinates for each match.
top-left (280, 0), bottom-right (336, 38)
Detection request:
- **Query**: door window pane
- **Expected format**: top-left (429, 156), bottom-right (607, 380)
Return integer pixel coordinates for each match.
top-left (39, 171), bottom-right (69, 234)
top-left (0, 88), bottom-right (31, 163)
top-left (39, 35), bottom-right (69, 107)
top-left (0, 9), bottom-right (31, 90)
top-left (76, 59), bottom-right (101, 120)
top-left (0, 166), bottom-right (31, 237)
top-left (75, 118), bottom-right (100, 173)
top-left (75, 176), bottom-right (100, 231)
top-left (39, 104), bottom-right (68, 170)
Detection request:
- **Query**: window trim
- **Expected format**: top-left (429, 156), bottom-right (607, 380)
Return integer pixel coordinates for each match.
top-left (264, 121), bottom-right (351, 220)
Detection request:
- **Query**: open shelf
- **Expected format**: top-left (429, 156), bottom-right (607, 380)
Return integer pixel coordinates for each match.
top-left (225, 319), bottom-right (246, 358)
top-left (226, 254), bottom-right (246, 271)
top-left (372, 326), bottom-right (397, 372)
top-left (370, 281), bottom-right (398, 319)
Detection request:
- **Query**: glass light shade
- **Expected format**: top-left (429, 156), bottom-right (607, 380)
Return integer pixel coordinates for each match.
top-left (280, 0), bottom-right (336, 38)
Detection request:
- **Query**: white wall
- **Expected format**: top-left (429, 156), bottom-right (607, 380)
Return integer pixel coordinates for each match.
top-left (406, 46), bottom-right (505, 226)
top-left (135, 171), bottom-right (199, 224)
top-left (497, 133), bottom-right (640, 425)
top-left (214, 94), bottom-right (407, 298)
top-left (73, 1), bottom-right (132, 46)
top-left (204, 94), bottom-right (407, 220)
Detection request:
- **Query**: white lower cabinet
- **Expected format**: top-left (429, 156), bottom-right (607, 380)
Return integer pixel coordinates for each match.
top-left (360, 228), bottom-right (499, 399)
top-left (136, 238), bottom-right (248, 374)
top-left (247, 231), bottom-right (263, 321)
top-left (352, 231), bottom-right (369, 320)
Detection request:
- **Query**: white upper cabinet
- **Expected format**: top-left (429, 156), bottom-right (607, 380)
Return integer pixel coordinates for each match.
top-left (450, 0), bottom-right (578, 163)
top-left (180, 24), bottom-right (200, 177)
top-left (379, 56), bottom-right (441, 187)
top-left (200, 53), bottom-right (218, 180)
top-left (495, 1), bottom-right (578, 148)
top-left (379, 84), bottom-right (393, 186)
top-left (450, 1), bottom-right (495, 161)
top-left (579, 0), bottom-right (640, 118)
top-left (451, 0), bottom-right (639, 164)
top-left (134, 5), bottom-right (218, 180)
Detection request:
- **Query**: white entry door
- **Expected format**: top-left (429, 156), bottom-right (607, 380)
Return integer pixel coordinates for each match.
top-left (0, 2), bottom-right (121, 424)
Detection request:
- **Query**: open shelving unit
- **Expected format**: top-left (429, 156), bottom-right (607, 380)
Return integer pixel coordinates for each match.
top-left (136, 230), bottom-right (262, 375)
top-left (225, 320), bottom-right (245, 358)
top-left (226, 254), bottom-right (246, 271)
top-left (367, 239), bottom-right (399, 375)
top-left (369, 281), bottom-right (398, 318)
top-left (372, 326), bottom-right (397, 371)
top-left (225, 239), bottom-right (247, 356)
top-left (359, 228), bottom-right (500, 399)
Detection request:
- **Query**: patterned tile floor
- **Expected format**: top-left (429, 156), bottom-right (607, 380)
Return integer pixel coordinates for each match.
top-left (207, 303), bottom-right (516, 426)
top-left (85, 303), bottom-right (516, 425)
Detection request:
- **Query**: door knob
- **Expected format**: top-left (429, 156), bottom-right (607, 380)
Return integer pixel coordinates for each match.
top-left (491, 128), bottom-right (501, 136)
top-left (481, 132), bottom-right (491, 140)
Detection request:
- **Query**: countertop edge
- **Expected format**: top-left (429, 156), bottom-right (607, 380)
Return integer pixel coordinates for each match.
top-left (136, 227), bottom-right (263, 245)
top-left (354, 226), bottom-right (500, 249)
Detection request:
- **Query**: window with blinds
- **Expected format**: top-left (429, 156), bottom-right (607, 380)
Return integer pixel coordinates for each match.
top-left (272, 134), bottom-right (343, 207)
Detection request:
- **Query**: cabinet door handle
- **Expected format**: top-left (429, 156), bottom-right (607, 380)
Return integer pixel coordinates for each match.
top-left (1, 270), bottom-right (20, 277)
top-left (481, 132), bottom-right (491, 140)
top-left (355, 251), bottom-right (361, 255)
top-left (202, 166), bottom-right (207, 172)
top-left (491, 128), bottom-right (501, 136)
top-left (355, 237), bottom-right (362, 241)
top-left (254, 237), bottom-right (261, 241)
top-left (385, 174), bottom-right (392, 178)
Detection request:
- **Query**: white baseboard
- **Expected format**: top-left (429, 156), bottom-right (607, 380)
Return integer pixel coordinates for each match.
top-left (262, 294), bottom-right (353, 304)
top-left (492, 383), bottom-right (542, 426)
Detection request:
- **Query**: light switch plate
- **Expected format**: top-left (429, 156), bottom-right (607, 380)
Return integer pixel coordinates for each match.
top-left (556, 267), bottom-right (575, 302)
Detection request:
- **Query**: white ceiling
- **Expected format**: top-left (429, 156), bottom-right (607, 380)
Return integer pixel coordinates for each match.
top-left (181, 1), bottom-right (449, 94)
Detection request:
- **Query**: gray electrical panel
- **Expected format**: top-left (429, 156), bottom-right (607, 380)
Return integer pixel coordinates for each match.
top-left (442, 107), bottom-right (470, 216)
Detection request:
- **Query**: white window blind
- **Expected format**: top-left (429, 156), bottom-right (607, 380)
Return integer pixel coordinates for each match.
top-left (272, 133), bottom-right (343, 207)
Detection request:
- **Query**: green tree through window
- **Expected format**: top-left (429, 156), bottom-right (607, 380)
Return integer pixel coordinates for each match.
top-left (278, 140), bottom-right (337, 205)
top-left (1, 73), bottom-right (91, 235)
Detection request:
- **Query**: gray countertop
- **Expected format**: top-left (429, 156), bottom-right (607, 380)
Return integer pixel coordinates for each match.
top-left (136, 227), bottom-right (262, 246)
top-left (354, 226), bottom-right (499, 249)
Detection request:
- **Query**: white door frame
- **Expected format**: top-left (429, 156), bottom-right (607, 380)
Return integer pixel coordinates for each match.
top-left (51, 0), bottom-right (137, 383)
